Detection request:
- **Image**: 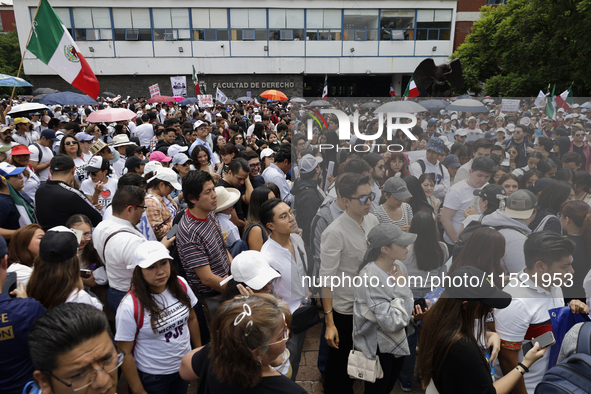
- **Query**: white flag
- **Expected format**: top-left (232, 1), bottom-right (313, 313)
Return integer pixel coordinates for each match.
top-left (216, 87), bottom-right (228, 104)
top-left (534, 90), bottom-right (547, 107)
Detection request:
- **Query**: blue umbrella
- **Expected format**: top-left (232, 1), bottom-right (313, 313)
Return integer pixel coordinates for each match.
top-left (419, 99), bottom-right (448, 110)
top-left (40, 92), bottom-right (98, 105)
top-left (0, 74), bottom-right (32, 87)
top-left (236, 96), bottom-right (254, 102)
top-left (179, 97), bottom-right (198, 106)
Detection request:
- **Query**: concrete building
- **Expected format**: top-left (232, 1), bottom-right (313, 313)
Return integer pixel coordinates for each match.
top-left (14, 1), bottom-right (460, 98)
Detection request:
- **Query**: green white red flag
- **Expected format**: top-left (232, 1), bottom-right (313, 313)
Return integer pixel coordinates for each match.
top-left (554, 85), bottom-right (573, 111)
top-left (192, 65), bottom-right (200, 95)
top-left (322, 74), bottom-right (328, 100)
top-left (545, 85), bottom-right (556, 120)
top-left (404, 78), bottom-right (419, 99)
top-left (26, 0), bottom-right (100, 98)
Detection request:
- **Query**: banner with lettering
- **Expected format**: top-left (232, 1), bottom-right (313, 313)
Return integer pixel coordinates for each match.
top-left (198, 95), bottom-right (213, 108)
top-left (171, 76), bottom-right (187, 97)
top-left (149, 84), bottom-right (160, 97)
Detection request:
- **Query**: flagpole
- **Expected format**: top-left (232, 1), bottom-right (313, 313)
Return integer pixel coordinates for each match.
top-left (10, 0), bottom-right (44, 103)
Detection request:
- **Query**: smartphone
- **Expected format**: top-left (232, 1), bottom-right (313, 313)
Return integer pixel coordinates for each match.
top-left (522, 331), bottom-right (556, 355)
top-left (414, 298), bottom-right (428, 313)
top-left (2, 272), bottom-right (16, 297)
top-left (80, 269), bottom-right (92, 279)
top-left (166, 224), bottom-right (178, 239)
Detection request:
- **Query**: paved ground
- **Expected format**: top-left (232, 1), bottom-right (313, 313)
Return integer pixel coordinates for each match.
top-left (119, 319), bottom-right (425, 394)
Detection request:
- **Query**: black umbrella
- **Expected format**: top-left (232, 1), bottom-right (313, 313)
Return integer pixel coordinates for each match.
top-left (31, 94), bottom-right (47, 103)
top-left (102, 92), bottom-right (117, 98)
top-left (32, 88), bottom-right (59, 95)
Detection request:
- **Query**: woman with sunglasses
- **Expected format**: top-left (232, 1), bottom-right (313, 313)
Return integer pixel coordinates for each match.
top-left (145, 168), bottom-right (181, 241)
top-left (180, 294), bottom-right (306, 394)
top-left (81, 156), bottom-right (118, 213)
top-left (8, 144), bottom-right (40, 201)
top-left (116, 241), bottom-right (201, 394)
top-left (59, 135), bottom-right (87, 183)
top-left (231, 132), bottom-right (246, 146)
top-left (570, 127), bottom-right (591, 171)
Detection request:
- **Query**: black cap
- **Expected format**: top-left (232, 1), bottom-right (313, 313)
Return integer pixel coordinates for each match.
top-left (444, 267), bottom-right (512, 309)
top-left (471, 156), bottom-right (495, 172)
top-left (125, 156), bottom-right (148, 170)
top-left (39, 226), bottom-right (79, 263)
top-left (125, 144), bottom-right (143, 157)
top-left (50, 154), bottom-right (75, 172)
top-left (473, 184), bottom-right (506, 202)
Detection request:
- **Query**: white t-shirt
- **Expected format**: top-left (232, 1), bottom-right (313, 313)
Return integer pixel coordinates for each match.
top-left (442, 180), bottom-right (481, 244)
top-left (115, 277), bottom-right (198, 375)
top-left (22, 169), bottom-right (41, 202)
top-left (7, 263), bottom-right (33, 288)
top-left (66, 289), bottom-right (103, 310)
top-left (81, 177), bottom-right (118, 212)
top-left (217, 212), bottom-right (240, 246)
top-left (73, 156), bottom-right (88, 184)
top-left (134, 123), bottom-right (154, 148)
top-left (29, 143), bottom-right (53, 181)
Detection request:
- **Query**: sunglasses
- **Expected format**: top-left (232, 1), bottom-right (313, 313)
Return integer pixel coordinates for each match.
top-left (575, 134), bottom-right (585, 137)
top-left (349, 192), bottom-right (376, 205)
top-left (65, 140), bottom-right (78, 146)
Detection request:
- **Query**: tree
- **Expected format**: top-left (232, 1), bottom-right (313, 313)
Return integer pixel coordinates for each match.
top-left (0, 29), bottom-right (29, 96)
top-left (452, 0), bottom-right (591, 97)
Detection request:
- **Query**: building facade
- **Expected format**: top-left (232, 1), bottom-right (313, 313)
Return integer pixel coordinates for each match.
top-left (14, 0), bottom-right (460, 98)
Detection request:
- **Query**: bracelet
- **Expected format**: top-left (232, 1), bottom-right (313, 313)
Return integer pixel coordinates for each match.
top-left (515, 366), bottom-right (525, 375)
top-left (324, 309), bottom-right (333, 315)
top-left (518, 362), bottom-right (529, 373)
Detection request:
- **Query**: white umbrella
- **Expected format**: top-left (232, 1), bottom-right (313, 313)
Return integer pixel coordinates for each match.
top-left (8, 102), bottom-right (50, 115)
top-left (374, 101), bottom-right (427, 113)
top-left (308, 100), bottom-right (332, 107)
top-left (446, 99), bottom-right (488, 112)
top-left (290, 97), bottom-right (307, 103)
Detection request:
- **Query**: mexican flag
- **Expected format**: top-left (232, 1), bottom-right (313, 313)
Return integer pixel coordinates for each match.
top-left (192, 65), bottom-right (200, 95)
top-left (404, 78), bottom-right (419, 100)
top-left (322, 74), bottom-right (328, 100)
top-left (389, 86), bottom-right (396, 96)
top-left (27, 0), bottom-right (99, 99)
top-left (545, 85), bottom-right (556, 120)
top-left (554, 85), bottom-right (573, 111)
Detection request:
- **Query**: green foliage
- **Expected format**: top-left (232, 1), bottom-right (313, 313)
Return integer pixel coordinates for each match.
top-left (452, 0), bottom-right (591, 97)
top-left (0, 29), bottom-right (28, 96)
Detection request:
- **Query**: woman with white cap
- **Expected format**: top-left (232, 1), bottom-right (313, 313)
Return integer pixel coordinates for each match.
top-left (116, 241), bottom-right (201, 394)
top-left (145, 168), bottom-right (181, 241)
top-left (80, 156), bottom-right (118, 213)
top-left (353, 223), bottom-right (420, 394)
top-left (170, 153), bottom-right (192, 207)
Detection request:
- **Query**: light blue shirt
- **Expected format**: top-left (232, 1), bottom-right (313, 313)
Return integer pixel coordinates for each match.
top-left (262, 163), bottom-right (293, 207)
top-left (189, 138), bottom-right (218, 165)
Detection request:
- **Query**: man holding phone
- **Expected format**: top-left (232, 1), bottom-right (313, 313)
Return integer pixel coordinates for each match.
top-left (495, 231), bottom-right (588, 394)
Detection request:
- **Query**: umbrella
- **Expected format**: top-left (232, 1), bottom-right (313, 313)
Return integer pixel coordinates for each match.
top-left (86, 108), bottom-right (136, 123)
top-left (260, 90), bottom-right (288, 101)
top-left (7, 102), bottom-right (50, 115)
top-left (147, 95), bottom-right (175, 104)
top-left (445, 98), bottom-right (488, 113)
top-left (374, 101), bottom-right (427, 113)
top-left (172, 96), bottom-right (185, 102)
top-left (225, 99), bottom-right (237, 105)
top-left (179, 97), bottom-right (198, 106)
top-left (419, 99), bottom-right (448, 110)
top-left (32, 88), bottom-right (59, 95)
top-left (580, 102), bottom-right (591, 109)
top-left (236, 96), bottom-right (254, 102)
top-left (102, 92), bottom-right (117, 98)
top-left (31, 94), bottom-right (47, 103)
top-left (40, 92), bottom-right (98, 106)
top-left (0, 74), bottom-right (32, 87)
top-left (290, 97), bottom-right (307, 103)
top-left (307, 100), bottom-right (332, 108)
top-left (360, 102), bottom-right (379, 109)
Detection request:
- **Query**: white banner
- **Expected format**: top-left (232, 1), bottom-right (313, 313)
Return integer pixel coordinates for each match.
top-left (149, 83), bottom-right (160, 97)
top-left (171, 76), bottom-right (187, 97)
top-left (198, 95), bottom-right (213, 108)
top-left (501, 99), bottom-right (520, 112)
top-left (216, 87), bottom-right (228, 104)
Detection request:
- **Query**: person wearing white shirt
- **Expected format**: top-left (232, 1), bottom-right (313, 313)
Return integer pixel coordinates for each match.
top-left (495, 232), bottom-right (588, 394)
top-left (203, 107), bottom-right (213, 123)
top-left (259, 198), bottom-right (309, 381)
top-left (29, 129), bottom-right (57, 182)
top-left (262, 147), bottom-right (293, 207)
top-left (408, 137), bottom-right (450, 200)
top-left (134, 115), bottom-right (154, 148)
top-left (454, 138), bottom-right (494, 185)
top-left (12, 118), bottom-right (35, 146)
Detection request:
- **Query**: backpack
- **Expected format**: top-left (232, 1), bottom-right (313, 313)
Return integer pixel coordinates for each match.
top-left (534, 322), bottom-right (591, 393)
top-left (32, 143), bottom-right (43, 164)
top-left (128, 278), bottom-right (188, 354)
top-left (452, 219), bottom-right (530, 260)
top-left (417, 158), bottom-right (444, 181)
top-left (227, 223), bottom-right (267, 258)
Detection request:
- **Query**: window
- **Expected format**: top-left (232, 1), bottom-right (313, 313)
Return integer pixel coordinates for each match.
top-left (192, 9), bottom-right (228, 41)
top-left (380, 10), bottom-right (414, 41)
top-left (306, 9), bottom-right (341, 41)
top-left (152, 8), bottom-right (190, 41)
top-left (416, 9), bottom-right (452, 40)
top-left (343, 10), bottom-right (378, 41)
top-left (487, 0), bottom-right (507, 4)
top-left (72, 8), bottom-right (112, 41)
top-left (31, 7), bottom-right (73, 36)
top-left (230, 9), bottom-right (267, 41)
top-left (113, 8), bottom-right (152, 41)
top-left (269, 9), bottom-right (304, 41)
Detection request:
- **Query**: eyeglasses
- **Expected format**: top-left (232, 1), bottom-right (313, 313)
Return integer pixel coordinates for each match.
top-left (47, 350), bottom-right (125, 392)
top-left (268, 323), bottom-right (289, 346)
top-left (349, 192), bottom-right (376, 205)
top-left (126, 204), bottom-right (147, 210)
top-left (249, 163), bottom-right (260, 168)
top-left (65, 141), bottom-right (78, 146)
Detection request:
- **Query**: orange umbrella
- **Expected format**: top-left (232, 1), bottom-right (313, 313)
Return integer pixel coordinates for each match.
top-left (260, 90), bottom-right (288, 101)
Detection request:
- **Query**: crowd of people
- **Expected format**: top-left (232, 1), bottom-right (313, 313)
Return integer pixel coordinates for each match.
top-left (0, 95), bottom-right (591, 394)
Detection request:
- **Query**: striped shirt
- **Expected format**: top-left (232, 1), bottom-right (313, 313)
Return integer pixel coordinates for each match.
top-left (176, 210), bottom-right (230, 297)
top-left (375, 203), bottom-right (413, 227)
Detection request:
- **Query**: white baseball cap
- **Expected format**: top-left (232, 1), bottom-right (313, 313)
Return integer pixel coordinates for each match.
top-left (260, 147), bottom-right (275, 160)
top-left (167, 144), bottom-right (188, 158)
top-left (147, 167), bottom-right (182, 190)
top-left (130, 241), bottom-right (173, 269)
top-left (219, 250), bottom-right (280, 290)
top-left (193, 120), bottom-right (206, 129)
top-left (254, 115), bottom-right (262, 122)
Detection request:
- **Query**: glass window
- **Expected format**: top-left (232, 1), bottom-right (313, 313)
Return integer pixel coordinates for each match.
top-left (343, 9), bottom-right (378, 41)
top-left (380, 10), bottom-right (414, 41)
top-left (153, 9), bottom-right (190, 41)
top-left (113, 8), bottom-right (151, 41)
top-left (306, 9), bottom-right (341, 40)
top-left (192, 9), bottom-right (228, 41)
top-left (416, 9), bottom-right (452, 40)
top-left (230, 9), bottom-right (267, 40)
top-left (72, 8), bottom-right (112, 41)
top-left (31, 7), bottom-right (72, 34)
top-left (269, 9), bottom-right (304, 41)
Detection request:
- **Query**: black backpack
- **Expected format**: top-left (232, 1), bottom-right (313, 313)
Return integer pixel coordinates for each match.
top-left (535, 322), bottom-right (591, 393)
top-left (417, 158), bottom-right (444, 179)
top-left (452, 219), bottom-right (529, 259)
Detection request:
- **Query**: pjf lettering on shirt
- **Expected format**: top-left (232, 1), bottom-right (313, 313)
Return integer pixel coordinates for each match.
top-left (164, 326), bottom-right (184, 342)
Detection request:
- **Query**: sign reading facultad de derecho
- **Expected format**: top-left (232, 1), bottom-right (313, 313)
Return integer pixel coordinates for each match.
top-left (212, 81), bottom-right (296, 89)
